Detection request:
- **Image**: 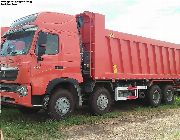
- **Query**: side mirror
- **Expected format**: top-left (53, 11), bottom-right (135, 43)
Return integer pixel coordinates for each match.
top-left (37, 44), bottom-right (46, 61)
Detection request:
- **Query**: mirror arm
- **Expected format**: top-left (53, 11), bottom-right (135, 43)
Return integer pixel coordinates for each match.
top-left (37, 56), bottom-right (44, 61)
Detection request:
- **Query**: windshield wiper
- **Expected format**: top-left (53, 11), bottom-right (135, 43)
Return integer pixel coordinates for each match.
top-left (10, 51), bottom-right (18, 56)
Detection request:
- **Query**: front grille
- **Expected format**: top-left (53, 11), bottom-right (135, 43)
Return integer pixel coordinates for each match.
top-left (0, 69), bottom-right (19, 81)
top-left (0, 83), bottom-right (19, 92)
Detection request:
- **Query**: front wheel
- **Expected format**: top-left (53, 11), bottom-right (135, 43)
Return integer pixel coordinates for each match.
top-left (89, 87), bottom-right (112, 115)
top-left (48, 89), bottom-right (75, 120)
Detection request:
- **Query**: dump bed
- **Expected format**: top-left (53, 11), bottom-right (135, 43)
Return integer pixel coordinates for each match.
top-left (100, 30), bottom-right (180, 80)
top-left (78, 12), bottom-right (180, 80)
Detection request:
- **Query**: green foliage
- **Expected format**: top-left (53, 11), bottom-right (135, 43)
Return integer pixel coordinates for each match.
top-left (1, 96), bottom-right (179, 140)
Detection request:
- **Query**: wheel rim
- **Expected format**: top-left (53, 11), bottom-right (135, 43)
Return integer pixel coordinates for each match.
top-left (55, 97), bottom-right (70, 116)
top-left (166, 89), bottom-right (173, 102)
top-left (97, 94), bottom-right (109, 111)
top-left (152, 90), bottom-right (160, 104)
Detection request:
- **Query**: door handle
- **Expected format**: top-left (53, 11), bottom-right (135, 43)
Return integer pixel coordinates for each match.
top-left (55, 66), bottom-right (63, 70)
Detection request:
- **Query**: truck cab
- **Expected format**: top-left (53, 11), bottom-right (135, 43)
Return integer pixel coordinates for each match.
top-left (1, 12), bottom-right (84, 117)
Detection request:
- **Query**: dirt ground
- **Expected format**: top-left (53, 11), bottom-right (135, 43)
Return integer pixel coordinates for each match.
top-left (63, 109), bottom-right (180, 140)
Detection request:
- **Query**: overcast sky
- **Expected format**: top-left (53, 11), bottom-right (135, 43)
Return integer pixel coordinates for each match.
top-left (0, 0), bottom-right (180, 44)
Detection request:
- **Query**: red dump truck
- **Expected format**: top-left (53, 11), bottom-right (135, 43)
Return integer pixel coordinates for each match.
top-left (1, 11), bottom-right (180, 119)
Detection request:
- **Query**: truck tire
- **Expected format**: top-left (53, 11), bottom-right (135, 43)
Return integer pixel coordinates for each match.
top-left (48, 89), bottom-right (75, 120)
top-left (146, 85), bottom-right (162, 107)
top-left (90, 87), bottom-right (112, 115)
top-left (162, 85), bottom-right (174, 105)
top-left (18, 107), bottom-right (40, 114)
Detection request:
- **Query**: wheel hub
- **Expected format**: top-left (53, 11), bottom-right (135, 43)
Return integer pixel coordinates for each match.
top-left (97, 94), bottom-right (109, 110)
top-left (55, 97), bottom-right (70, 116)
top-left (152, 90), bottom-right (160, 104)
top-left (166, 89), bottom-right (173, 102)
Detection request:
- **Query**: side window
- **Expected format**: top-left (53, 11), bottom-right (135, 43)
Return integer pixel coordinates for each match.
top-left (35, 32), bottom-right (59, 55)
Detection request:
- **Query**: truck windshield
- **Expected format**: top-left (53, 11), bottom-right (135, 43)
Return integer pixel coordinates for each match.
top-left (0, 31), bottom-right (35, 56)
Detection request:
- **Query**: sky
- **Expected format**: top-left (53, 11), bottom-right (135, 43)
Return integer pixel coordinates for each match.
top-left (0, 0), bottom-right (180, 44)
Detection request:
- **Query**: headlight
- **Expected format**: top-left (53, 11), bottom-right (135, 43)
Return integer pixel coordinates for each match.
top-left (16, 86), bottom-right (28, 96)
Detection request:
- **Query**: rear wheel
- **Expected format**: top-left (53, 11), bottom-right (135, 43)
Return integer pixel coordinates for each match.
top-left (146, 85), bottom-right (162, 107)
top-left (18, 107), bottom-right (40, 114)
top-left (89, 87), bottom-right (112, 115)
top-left (48, 89), bottom-right (75, 120)
top-left (162, 85), bottom-right (174, 104)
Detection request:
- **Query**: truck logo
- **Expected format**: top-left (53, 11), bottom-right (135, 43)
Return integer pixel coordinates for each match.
top-left (2, 71), bottom-right (6, 78)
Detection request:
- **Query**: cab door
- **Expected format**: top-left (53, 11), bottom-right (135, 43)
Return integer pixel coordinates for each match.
top-left (31, 31), bottom-right (62, 95)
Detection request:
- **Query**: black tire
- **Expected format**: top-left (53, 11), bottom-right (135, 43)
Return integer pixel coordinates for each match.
top-left (18, 107), bottom-right (40, 114)
top-left (146, 85), bottom-right (162, 107)
top-left (48, 89), bottom-right (75, 120)
top-left (162, 85), bottom-right (175, 105)
top-left (89, 87), bottom-right (112, 115)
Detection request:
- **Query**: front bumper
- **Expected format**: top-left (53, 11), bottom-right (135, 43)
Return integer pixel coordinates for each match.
top-left (0, 84), bottom-right (32, 107)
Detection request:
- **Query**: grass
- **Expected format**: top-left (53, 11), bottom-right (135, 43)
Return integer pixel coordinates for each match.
top-left (167, 132), bottom-right (180, 140)
top-left (1, 96), bottom-right (180, 140)
top-left (161, 131), bottom-right (180, 140)
top-left (135, 95), bottom-right (180, 111)
top-left (0, 107), bottom-right (121, 140)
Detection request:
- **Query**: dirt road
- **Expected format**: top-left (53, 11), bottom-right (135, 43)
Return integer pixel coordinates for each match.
top-left (63, 109), bottom-right (180, 140)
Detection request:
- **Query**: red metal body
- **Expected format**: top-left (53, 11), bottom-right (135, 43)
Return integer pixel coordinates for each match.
top-left (1, 27), bottom-right (9, 36)
top-left (78, 12), bottom-right (180, 80)
top-left (0, 11), bottom-right (180, 108)
top-left (1, 27), bottom-right (9, 43)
